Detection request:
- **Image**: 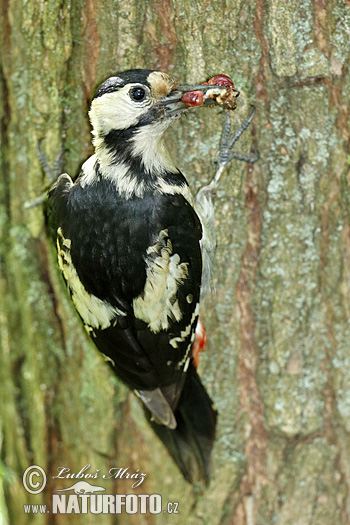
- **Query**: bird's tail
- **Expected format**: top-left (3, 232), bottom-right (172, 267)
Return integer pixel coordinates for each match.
top-left (145, 363), bottom-right (217, 484)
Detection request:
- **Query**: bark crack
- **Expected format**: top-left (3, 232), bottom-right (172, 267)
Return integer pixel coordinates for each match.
top-left (147, 0), bottom-right (179, 71)
top-left (233, 164), bottom-right (266, 525)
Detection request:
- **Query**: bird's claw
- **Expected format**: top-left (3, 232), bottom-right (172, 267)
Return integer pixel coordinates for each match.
top-left (224, 148), bottom-right (260, 164)
top-left (37, 139), bottom-right (67, 184)
top-left (213, 106), bottom-right (259, 170)
top-left (53, 147), bottom-right (68, 177)
top-left (24, 141), bottom-right (67, 209)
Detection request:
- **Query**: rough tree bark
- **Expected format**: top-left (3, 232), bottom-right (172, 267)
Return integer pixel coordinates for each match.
top-left (1, 0), bottom-right (350, 524)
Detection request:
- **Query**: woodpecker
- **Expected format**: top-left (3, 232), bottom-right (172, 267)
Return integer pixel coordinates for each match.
top-left (46, 69), bottom-right (257, 484)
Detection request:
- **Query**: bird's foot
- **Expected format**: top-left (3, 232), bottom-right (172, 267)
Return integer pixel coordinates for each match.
top-left (37, 139), bottom-right (67, 184)
top-left (24, 140), bottom-right (67, 209)
top-left (207, 106), bottom-right (259, 192)
top-left (195, 107), bottom-right (258, 208)
top-left (23, 192), bottom-right (48, 209)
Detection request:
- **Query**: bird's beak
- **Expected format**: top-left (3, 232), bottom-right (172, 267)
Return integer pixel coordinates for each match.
top-left (159, 83), bottom-right (240, 116)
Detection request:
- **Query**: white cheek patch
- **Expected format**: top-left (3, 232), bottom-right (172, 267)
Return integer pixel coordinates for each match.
top-left (89, 84), bottom-right (179, 177)
top-left (89, 86), bottom-right (150, 136)
top-left (56, 228), bottom-right (126, 329)
top-left (133, 229), bottom-right (189, 333)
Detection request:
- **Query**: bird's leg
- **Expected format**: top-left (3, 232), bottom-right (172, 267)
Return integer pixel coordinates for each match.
top-left (196, 106), bottom-right (258, 205)
top-left (208, 106), bottom-right (259, 191)
top-left (52, 147), bottom-right (67, 180)
top-left (24, 140), bottom-right (67, 209)
top-left (195, 107), bottom-right (259, 298)
top-left (37, 139), bottom-right (67, 183)
top-left (36, 138), bottom-right (55, 183)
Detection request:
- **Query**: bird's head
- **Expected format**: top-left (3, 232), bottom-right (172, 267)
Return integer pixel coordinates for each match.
top-left (88, 69), bottom-right (235, 174)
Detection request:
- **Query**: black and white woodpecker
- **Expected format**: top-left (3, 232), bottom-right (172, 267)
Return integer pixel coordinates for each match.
top-left (46, 69), bottom-right (257, 484)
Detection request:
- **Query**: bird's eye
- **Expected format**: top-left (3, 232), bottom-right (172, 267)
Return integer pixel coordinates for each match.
top-left (130, 87), bottom-right (146, 102)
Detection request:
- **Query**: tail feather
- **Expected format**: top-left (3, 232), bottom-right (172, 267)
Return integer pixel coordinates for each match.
top-left (137, 388), bottom-right (177, 429)
top-left (145, 363), bottom-right (217, 484)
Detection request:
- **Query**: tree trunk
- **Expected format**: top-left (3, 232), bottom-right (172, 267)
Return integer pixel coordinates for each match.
top-left (1, 0), bottom-right (350, 523)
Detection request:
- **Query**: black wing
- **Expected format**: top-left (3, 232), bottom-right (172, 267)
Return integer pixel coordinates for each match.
top-left (48, 175), bottom-right (202, 393)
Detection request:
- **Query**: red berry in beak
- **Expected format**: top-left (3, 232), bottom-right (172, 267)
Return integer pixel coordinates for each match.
top-left (208, 74), bottom-right (235, 87)
top-left (181, 91), bottom-right (204, 107)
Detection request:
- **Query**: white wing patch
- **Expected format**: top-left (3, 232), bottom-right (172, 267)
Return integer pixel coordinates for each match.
top-left (169, 302), bottom-right (199, 349)
top-left (133, 229), bottom-right (189, 333)
top-left (56, 227), bottom-right (126, 329)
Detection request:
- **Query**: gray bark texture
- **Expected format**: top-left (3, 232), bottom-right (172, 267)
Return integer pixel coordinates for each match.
top-left (1, 0), bottom-right (350, 523)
